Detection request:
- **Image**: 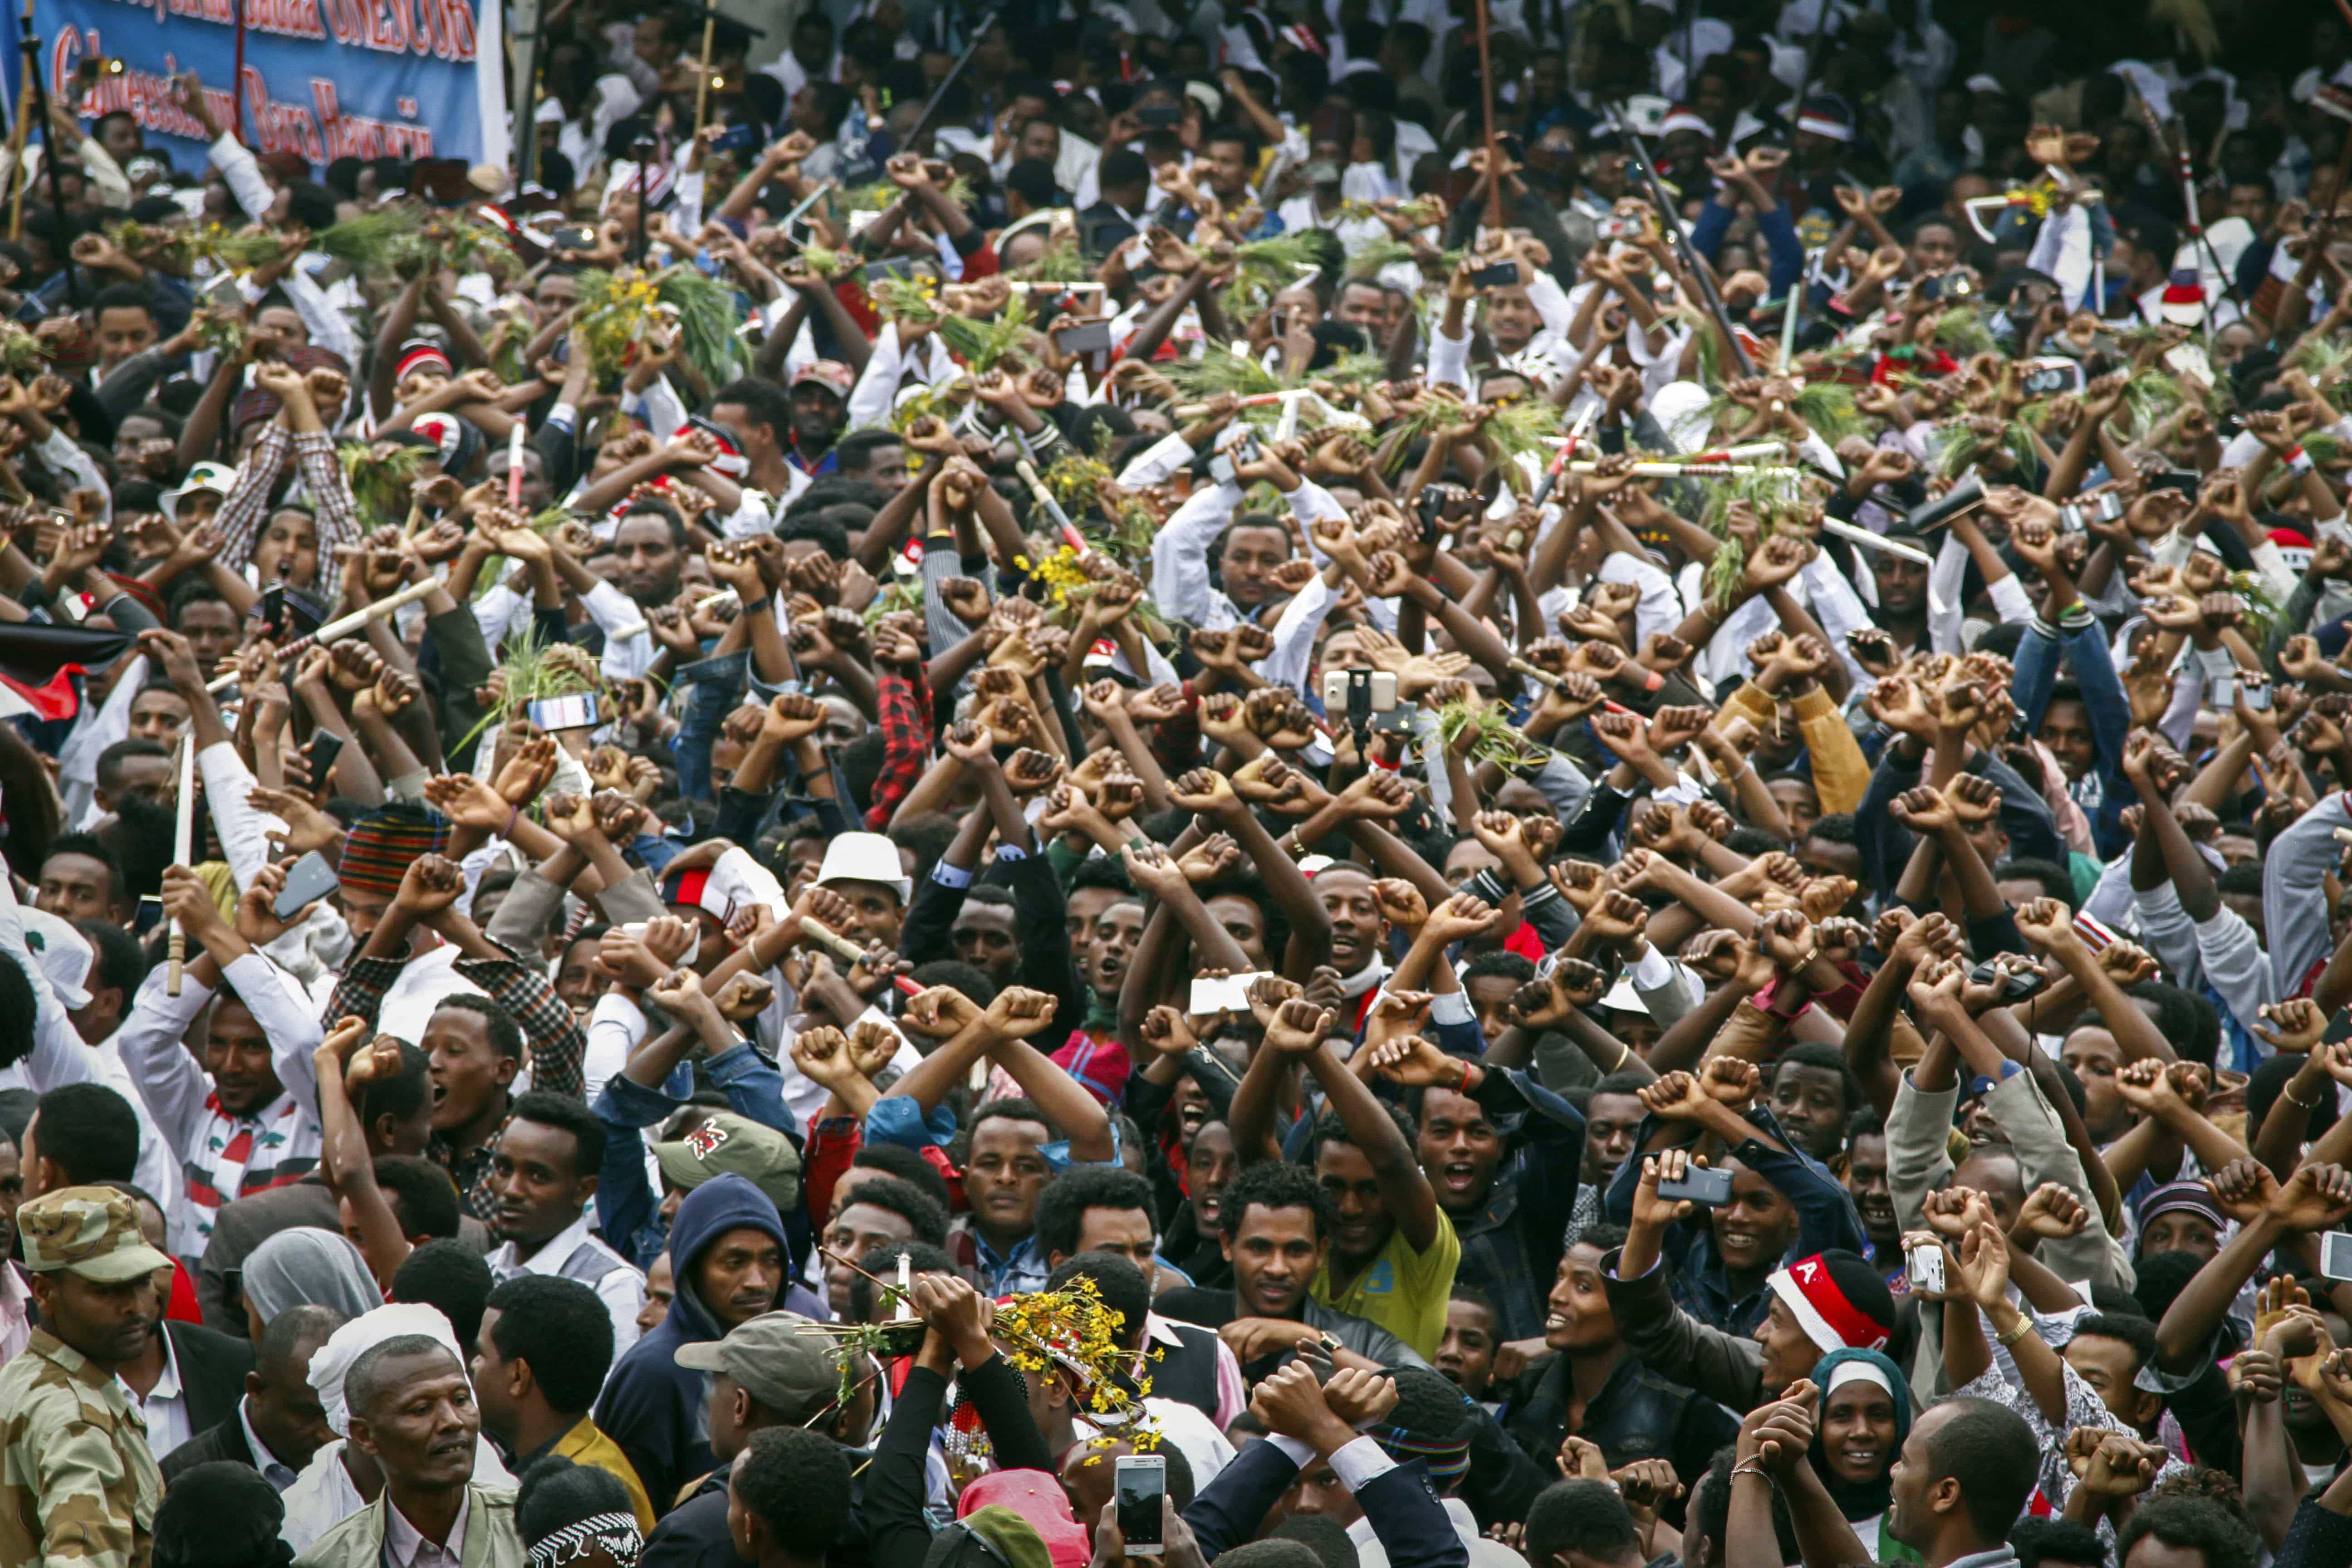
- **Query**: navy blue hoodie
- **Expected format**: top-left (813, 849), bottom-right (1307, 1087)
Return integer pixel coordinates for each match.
top-left (593, 1172), bottom-right (786, 1514)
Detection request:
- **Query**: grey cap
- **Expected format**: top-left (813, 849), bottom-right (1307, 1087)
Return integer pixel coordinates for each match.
top-left (672, 1310), bottom-right (847, 1419)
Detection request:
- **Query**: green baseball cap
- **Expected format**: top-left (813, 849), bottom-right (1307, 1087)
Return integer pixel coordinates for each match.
top-left (672, 1311), bottom-right (845, 1418)
top-left (19, 1186), bottom-right (172, 1282)
top-left (653, 1112), bottom-right (802, 1212)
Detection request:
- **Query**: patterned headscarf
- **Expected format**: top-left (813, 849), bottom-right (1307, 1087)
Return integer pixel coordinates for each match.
top-left (527, 1514), bottom-right (641, 1568)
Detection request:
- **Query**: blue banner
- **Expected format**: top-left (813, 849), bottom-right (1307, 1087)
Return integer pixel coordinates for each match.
top-left (20, 0), bottom-right (497, 173)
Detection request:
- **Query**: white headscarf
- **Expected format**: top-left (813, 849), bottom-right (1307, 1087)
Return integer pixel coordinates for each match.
top-left (307, 1303), bottom-right (470, 1439)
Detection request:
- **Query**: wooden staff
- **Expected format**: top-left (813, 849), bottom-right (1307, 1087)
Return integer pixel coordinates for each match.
top-left (202, 576), bottom-right (441, 693)
top-left (167, 736), bottom-right (193, 995)
top-left (5, 0), bottom-right (33, 244)
top-left (692, 14), bottom-right (717, 136)
top-left (794, 916), bottom-right (923, 996)
top-left (1474, 0), bottom-right (1502, 230)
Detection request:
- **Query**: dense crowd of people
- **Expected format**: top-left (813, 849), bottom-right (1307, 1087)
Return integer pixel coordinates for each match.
top-left (5, 3), bottom-right (2352, 1568)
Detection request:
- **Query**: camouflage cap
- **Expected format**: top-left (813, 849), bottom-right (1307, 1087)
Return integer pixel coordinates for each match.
top-left (653, 1112), bottom-right (801, 1212)
top-left (19, 1185), bottom-right (172, 1281)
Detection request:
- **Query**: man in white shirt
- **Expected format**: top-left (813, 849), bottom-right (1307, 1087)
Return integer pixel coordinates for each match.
top-left (484, 1092), bottom-right (647, 1359)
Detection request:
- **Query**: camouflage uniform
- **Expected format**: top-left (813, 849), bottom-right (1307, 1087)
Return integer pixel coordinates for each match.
top-left (0, 1187), bottom-right (171, 1568)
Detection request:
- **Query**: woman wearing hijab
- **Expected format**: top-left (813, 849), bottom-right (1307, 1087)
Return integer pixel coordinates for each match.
top-left (240, 1227), bottom-right (384, 1339)
top-left (1808, 1348), bottom-right (1916, 1563)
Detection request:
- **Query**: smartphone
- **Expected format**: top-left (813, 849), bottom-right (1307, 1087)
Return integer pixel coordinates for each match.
top-left (1116, 1454), bottom-right (1167, 1556)
top-left (2328, 1236), bottom-right (2352, 1284)
top-left (2019, 356), bottom-right (2083, 397)
top-left (528, 693), bottom-right (602, 731)
top-left (303, 729), bottom-right (346, 792)
top-left (1657, 1165), bottom-right (1734, 1207)
top-left (273, 849), bottom-right (340, 919)
top-left (1907, 1242), bottom-right (1946, 1295)
top-left (1188, 973), bottom-right (1269, 1013)
top-left (1322, 668), bottom-right (1398, 715)
top-left (1054, 320), bottom-right (1114, 355)
top-left (551, 224), bottom-right (598, 253)
top-left (1136, 103), bottom-right (1183, 129)
top-left (260, 583), bottom-right (327, 640)
top-left (713, 123), bottom-right (760, 154)
top-left (1967, 958), bottom-right (2042, 1002)
top-left (1468, 260), bottom-right (1519, 289)
top-left (1209, 434), bottom-right (1257, 486)
top-left (2058, 491), bottom-right (2124, 534)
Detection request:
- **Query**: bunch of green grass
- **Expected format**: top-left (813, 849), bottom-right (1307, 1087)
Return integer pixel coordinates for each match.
top-left (0, 325), bottom-right (42, 376)
top-left (2231, 569), bottom-right (2288, 646)
top-left (339, 442), bottom-right (428, 532)
top-left (936, 294), bottom-right (1032, 374)
top-left (1163, 343), bottom-right (1287, 402)
top-left (2289, 335), bottom-right (2352, 384)
top-left (2118, 367), bottom-right (2185, 442)
top-left (868, 274), bottom-right (944, 324)
top-left (656, 267), bottom-right (747, 387)
top-left (1931, 420), bottom-right (2039, 480)
top-left (1437, 698), bottom-right (1549, 769)
top-left (1474, 398), bottom-right (1563, 492)
top-left (842, 174), bottom-right (975, 213)
top-left (1933, 306), bottom-right (1998, 359)
top-left (462, 622), bottom-right (603, 750)
top-left (1342, 238), bottom-right (1416, 280)
top-left (316, 209), bottom-right (421, 272)
top-left (1011, 239), bottom-right (1095, 284)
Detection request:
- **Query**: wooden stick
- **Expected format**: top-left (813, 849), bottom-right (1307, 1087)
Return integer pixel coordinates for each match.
top-left (1473, 0), bottom-right (1501, 230)
top-left (1820, 516), bottom-right (1933, 564)
top-left (167, 735), bottom-right (193, 995)
top-left (202, 576), bottom-right (441, 692)
top-left (692, 14), bottom-right (717, 136)
top-left (794, 916), bottom-right (922, 996)
top-left (5, 0), bottom-right (33, 247)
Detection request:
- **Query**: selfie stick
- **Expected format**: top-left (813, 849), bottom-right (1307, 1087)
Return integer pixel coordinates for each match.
top-left (167, 736), bottom-right (192, 995)
top-left (201, 576), bottom-right (441, 694)
top-left (1615, 114), bottom-right (1748, 376)
top-left (905, 33), bottom-right (986, 152)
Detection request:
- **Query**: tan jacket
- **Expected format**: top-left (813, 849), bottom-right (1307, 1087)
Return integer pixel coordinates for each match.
top-left (292, 1483), bottom-right (524, 1568)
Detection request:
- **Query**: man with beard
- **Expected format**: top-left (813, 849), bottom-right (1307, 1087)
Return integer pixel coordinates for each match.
top-left (0, 1187), bottom-right (173, 1567)
top-left (123, 863), bottom-right (326, 1260)
top-left (596, 1172), bottom-right (791, 1514)
top-left (483, 1093), bottom-right (647, 1360)
top-left (293, 1335), bottom-right (526, 1567)
top-left (1156, 1160), bottom-right (1422, 1373)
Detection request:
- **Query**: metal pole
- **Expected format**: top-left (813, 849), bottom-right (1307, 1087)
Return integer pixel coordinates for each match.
top-left (1618, 117), bottom-right (1750, 375)
top-left (19, 15), bottom-right (74, 307)
top-left (510, 0), bottom-right (543, 186)
top-left (904, 31), bottom-right (987, 152)
top-left (231, 0), bottom-right (245, 141)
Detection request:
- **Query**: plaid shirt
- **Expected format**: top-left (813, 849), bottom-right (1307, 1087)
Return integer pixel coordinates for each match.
top-left (326, 937), bottom-right (586, 1220)
top-left (214, 425), bottom-right (363, 592)
top-left (864, 667), bottom-right (932, 829)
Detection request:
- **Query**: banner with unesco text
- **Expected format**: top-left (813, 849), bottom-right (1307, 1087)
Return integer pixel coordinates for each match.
top-left (10, 0), bottom-right (505, 175)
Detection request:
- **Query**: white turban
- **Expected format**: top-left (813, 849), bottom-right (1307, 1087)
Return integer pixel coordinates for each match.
top-left (307, 1303), bottom-right (468, 1439)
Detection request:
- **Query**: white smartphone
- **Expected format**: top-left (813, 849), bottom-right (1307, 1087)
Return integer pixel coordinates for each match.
top-left (1907, 1243), bottom-right (1946, 1295)
top-left (1188, 973), bottom-right (1268, 1014)
top-left (1116, 1454), bottom-right (1166, 1556)
top-left (2320, 1233), bottom-right (2352, 1282)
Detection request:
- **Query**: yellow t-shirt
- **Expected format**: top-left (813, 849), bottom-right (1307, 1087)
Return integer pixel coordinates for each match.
top-left (1309, 1206), bottom-right (1460, 1361)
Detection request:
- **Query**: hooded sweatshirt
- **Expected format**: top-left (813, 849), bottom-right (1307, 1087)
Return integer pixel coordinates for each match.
top-left (592, 1172), bottom-right (787, 1514)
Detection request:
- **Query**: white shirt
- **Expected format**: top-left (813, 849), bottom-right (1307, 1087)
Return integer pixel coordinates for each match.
top-left (485, 1208), bottom-right (648, 1364)
top-left (385, 1484), bottom-right (470, 1568)
top-left (123, 1328), bottom-right (189, 1463)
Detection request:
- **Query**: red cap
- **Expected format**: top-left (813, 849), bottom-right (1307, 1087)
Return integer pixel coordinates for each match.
top-left (957, 1471), bottom-right (1092, 1568)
